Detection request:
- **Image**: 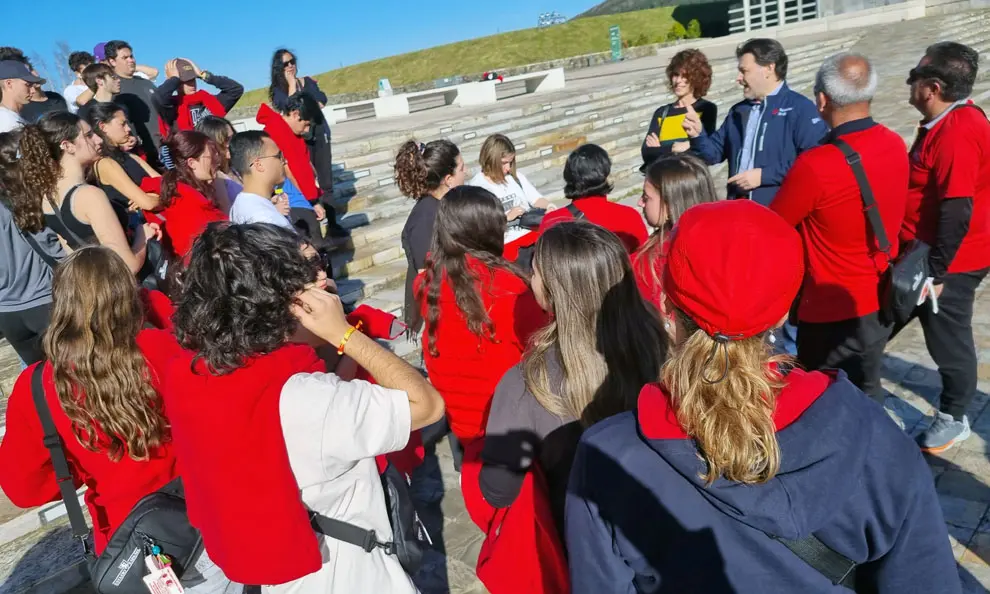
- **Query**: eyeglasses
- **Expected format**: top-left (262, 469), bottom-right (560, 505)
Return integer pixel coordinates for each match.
top-left (256, 151), bottom-right (284, 164)
top-left (282, 58), bottom-right (297, 68)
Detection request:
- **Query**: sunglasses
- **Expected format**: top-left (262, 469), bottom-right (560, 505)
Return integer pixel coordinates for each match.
top-left (282, 58), bottom-right (297, 68)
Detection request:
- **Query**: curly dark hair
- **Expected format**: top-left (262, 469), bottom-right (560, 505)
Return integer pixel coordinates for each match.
top-left (160, 130), bottom-right (218, 208)
top-left (0, 114), bottom-right (82, 233)
top-left (268, 49), bottom-right (294, 106)
top-left (68, 51), bottom-right (95, 74)
top-left (564, 144), bottom-right (613, 200)
top-left (394, 139), bottom-right (461, 199)
top-left (417, 185), bottom-right (522, 358)
top-left (173, 222), bottom-right (319, 375)
top-left (666, 49), bottom-right (713, 98)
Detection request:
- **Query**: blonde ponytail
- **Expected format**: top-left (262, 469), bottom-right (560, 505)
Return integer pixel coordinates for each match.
top-left (662, 312), bottom-right (789, 486)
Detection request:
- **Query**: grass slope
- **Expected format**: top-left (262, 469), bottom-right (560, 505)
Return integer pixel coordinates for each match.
top-left (580, 0), bottom-right (675, 18)
top-left (239, 6), bottom-right (676, 106)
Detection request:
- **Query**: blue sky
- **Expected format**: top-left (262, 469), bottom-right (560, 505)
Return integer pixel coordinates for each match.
top-left (6, 0), bottom-right (596, 93)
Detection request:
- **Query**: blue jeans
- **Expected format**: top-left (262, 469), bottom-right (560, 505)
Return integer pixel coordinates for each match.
top-left (773, 321), bottom-right (799, 356)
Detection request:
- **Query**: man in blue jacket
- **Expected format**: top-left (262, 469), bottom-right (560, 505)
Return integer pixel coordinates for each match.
top-left (683, 38), bottom-right (827, 206)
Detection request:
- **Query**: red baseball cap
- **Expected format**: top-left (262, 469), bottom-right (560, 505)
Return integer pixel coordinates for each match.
top-left (663, 200), bottom-right (804, 341)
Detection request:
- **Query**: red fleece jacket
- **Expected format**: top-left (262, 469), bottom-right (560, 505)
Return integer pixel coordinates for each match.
top-left (141, 177), bottom-right (226, 259)
top-left (0, 292), bottom-right (180, 555)
top-left (416, 257), bottom-right (549, 442)
top-left (256, 103), bottom-right (320, 201)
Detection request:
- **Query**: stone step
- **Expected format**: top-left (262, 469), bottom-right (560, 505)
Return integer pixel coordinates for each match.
top-left (329, 35), bottom-right (864, 163)
top-left (327, 50), bottom-right (856, 219)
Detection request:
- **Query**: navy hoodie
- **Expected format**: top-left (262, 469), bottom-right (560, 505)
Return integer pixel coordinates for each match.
top-left (691, 82), bottom-right (827, 206)
top-left (565, 369), bottom-right (959, 594)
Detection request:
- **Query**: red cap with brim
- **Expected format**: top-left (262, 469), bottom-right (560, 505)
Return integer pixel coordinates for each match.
top-left (663, 200), bottom-right (804, 340)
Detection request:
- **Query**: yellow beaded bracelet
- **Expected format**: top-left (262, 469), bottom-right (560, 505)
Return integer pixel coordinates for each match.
top-left (336, 322), bottom-right (362, 355)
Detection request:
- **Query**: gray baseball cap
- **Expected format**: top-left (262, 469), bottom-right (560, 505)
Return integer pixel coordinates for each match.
top-left (0, 61), bottom-right (45, 84)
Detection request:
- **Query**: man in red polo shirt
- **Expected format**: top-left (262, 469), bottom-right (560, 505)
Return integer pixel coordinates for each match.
top-left (771, 53), bottom-right (908, 403)
top-left (897, 41), bottom-right (990, 453)
top-left (538, 144), bottom-right (648, 253)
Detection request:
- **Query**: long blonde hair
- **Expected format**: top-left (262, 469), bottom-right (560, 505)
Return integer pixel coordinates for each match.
top-left (478, 134), bottom-right (517, 185)
top-left (662, 311), bottom-right (789, 486)
top-left (524, 222), bottom-right (668, 426)
top-left (43, 247), bottom-right (168, 462)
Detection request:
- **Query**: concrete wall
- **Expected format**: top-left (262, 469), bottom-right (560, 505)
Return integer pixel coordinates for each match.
top-left (819, 0), bottom-right (909, 18)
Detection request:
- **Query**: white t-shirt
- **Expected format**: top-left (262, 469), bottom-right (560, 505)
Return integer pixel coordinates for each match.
top-left (62, 83), bottom-right (88, 114)
top-left (229, 191), bottom-right (293, 229)
top-left (270, 372), bottom-right (417, 594)
top-left (0, 106), bottom-right (24, 133)
top-left (469, 170), bottom-right (543, 212)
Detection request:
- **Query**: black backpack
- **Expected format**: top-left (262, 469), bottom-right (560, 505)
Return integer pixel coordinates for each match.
top-left (515, 202), bottom-right (585, 271)
top-left (30, 364), bottom-right (204, 593)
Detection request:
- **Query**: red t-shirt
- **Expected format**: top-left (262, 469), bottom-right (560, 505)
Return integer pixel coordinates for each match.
top-left (538, 196), bottom-right (648, 253)
top-left (0, 329), bottom-right (181, 554)
top-left (901, 103), bottom-right (990, 274)
top-left (416, 257), bottom-right (549, 442)
top-left (771, 123), bottom-right (908, 323)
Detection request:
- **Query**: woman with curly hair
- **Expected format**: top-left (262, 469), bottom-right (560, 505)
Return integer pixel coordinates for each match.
top-left (0, 247), bottom-right (235, 592)
top-left (140, 130), bottom-right (228, 259)
top-left (641, 48), bottom-right (717, 170)
top-left (415, 185), bottom-right (549, 447)
top-left (162, 222), bottom-right (444, 592)
top-left (85, 102), bottom-right (160, 219)
top-left (10, 112), bottom-right (157, 276)
top-left (0, 130), bottom-right (64, 364)
top-left (395, 138), bottom-right (466, 332)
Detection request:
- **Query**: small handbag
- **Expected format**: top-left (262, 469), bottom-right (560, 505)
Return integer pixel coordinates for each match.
top-left (519, 208), bottom-right (547, 231)
top-left (29, 364), bottom-right (204, 593)
top-left (310, 462), bottom-right (429, 575)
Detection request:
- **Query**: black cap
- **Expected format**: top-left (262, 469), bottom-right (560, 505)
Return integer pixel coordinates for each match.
top-left (0, 61), bottom-right (45, 84)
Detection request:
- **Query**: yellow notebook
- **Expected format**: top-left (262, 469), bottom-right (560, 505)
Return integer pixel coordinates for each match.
top-left (658, 113), bottom-right (690, 143)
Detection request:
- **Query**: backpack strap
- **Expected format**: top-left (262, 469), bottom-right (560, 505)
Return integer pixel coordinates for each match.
top-left (830, 138), bottom-right (891, 254)
top-left (29, 364), bottom-right (93, 554)
top-left (310, 511), bottom-right (396, 555)
top-left (774, 533), bottom-right (858, 590)
top-left (566, 202), bottom-right (586, 221)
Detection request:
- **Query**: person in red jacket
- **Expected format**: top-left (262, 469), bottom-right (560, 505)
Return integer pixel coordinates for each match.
top-left (0, 247), bottom-right (233, 590)
top-left (153, 58), bottom-right (243, 133)
top-left (538, 144), bottom-right (648, 253)
top-left (633, 154), bottom-right (720, 315)
top-left (771, 53), bottom-right (908, 404)
top-left (896, 42), bottom-right (990, 452)
top-left (141, 130), bottom-right (228, 260)
top-left (417, 185), bottom-right (550, 448)
top-left (164, 222), bottom-right (444, 591)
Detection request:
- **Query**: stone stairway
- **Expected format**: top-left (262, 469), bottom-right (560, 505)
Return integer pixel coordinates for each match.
top-left (324, 9), bottom-right (990, 325)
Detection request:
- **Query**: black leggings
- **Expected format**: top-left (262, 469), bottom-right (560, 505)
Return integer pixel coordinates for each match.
top-left (0, 302), bottom-right (53, 365)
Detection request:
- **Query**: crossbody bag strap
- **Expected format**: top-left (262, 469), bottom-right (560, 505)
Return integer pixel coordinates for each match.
top-left (566, 202), bottom-right (586, 220)
top-left (310, 512), bottom-right (396, 555)
top-left (19, 229), bottom-right (61, 269)
top-left (830, 138), bottom-right (891, 254)
top-left (29, 364), bottom-right (93, 554)
top-left (774, 533), bottom-right (858, 590)
top-left (46, 184), bottom-right (90, 250)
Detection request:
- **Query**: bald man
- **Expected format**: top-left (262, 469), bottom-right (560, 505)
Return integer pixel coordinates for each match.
top-left (769, 53), bottom-right (909, 403)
